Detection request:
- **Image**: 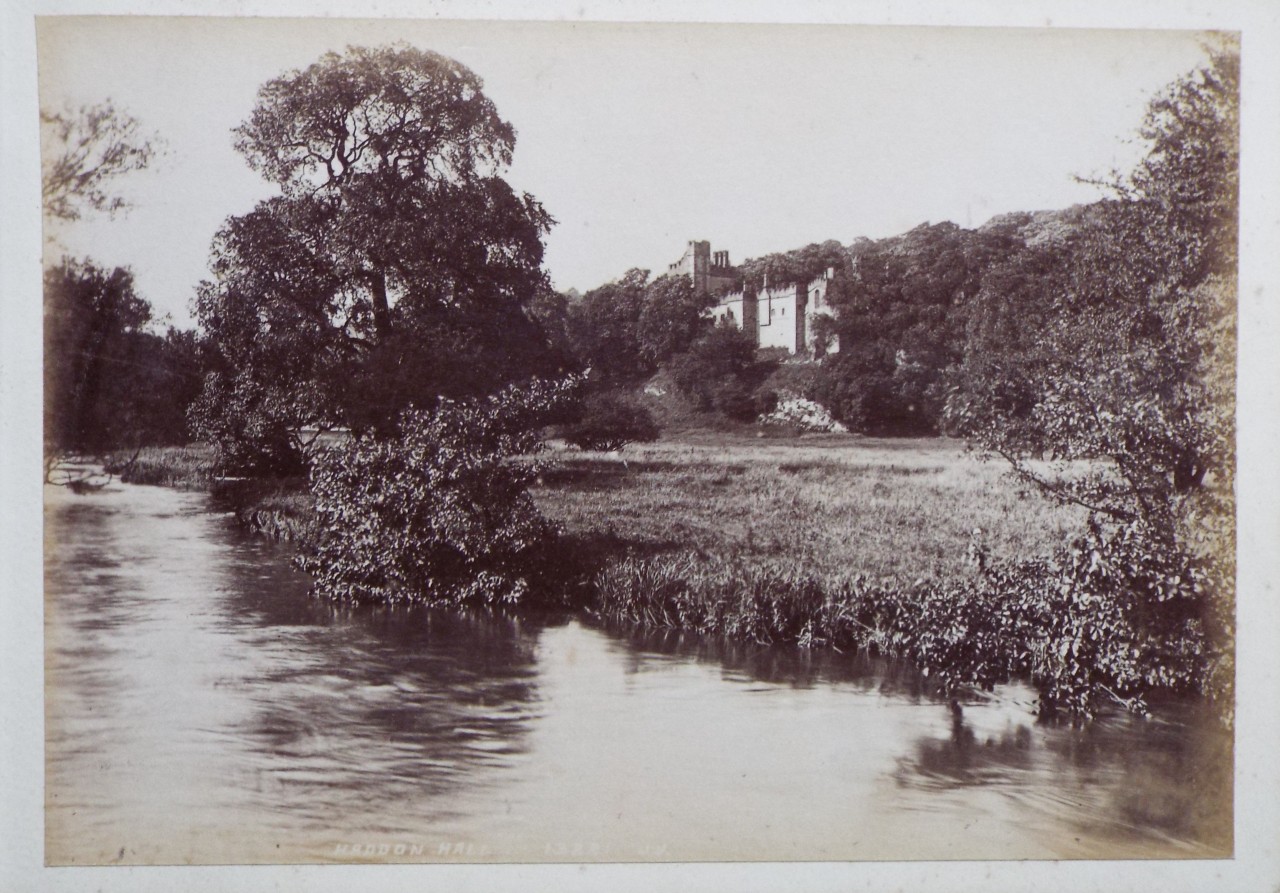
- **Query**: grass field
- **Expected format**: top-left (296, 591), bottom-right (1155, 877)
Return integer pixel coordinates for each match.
top-left (533, 432), bottom-right (1085, 585)
top-left (105, 432), bottom-right (1086, 586)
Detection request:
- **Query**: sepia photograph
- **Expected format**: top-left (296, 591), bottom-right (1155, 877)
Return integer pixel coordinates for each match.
top-left (5, 1), bottom-right (1280, 891)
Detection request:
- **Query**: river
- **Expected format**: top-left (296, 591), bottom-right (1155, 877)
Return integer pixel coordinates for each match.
top-left (43, 473), bottom-right (1231, 864)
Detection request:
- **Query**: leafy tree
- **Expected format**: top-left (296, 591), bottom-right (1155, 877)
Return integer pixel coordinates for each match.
top-left (563, 268), bottom-right (652, 386)
top-left (736, 239), bottom-right (847, 292)
top-left (45, 259), bottom-right (200, 453)
top-left (668, 322), bottom-right (774, 421)
top-left (947, 46), bottom-right (1237, 528)
top-left (194, 45), bottom-right (563, 469)
top-left (41, 100), bottom-right (162, 223)
top-left (636, 273), bottom-right (718, 365)
top-left (944, 47), bottom-right (1238, 721)
top-left (42, 101), bottom-right (188, 456)
top-left (816, 223), bottom-right (1016, 434)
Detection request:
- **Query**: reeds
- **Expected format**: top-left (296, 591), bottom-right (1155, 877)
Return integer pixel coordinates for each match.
top-left (103, 445), bottom-right (217, 488)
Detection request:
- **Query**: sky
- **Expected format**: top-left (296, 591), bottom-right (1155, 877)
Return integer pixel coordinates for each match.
top-left (38, 17), bottom-right (1215, 329)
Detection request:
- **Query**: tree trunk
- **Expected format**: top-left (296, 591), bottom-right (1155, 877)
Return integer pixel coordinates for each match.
top-left (369, 270), bottom-right (391, 339)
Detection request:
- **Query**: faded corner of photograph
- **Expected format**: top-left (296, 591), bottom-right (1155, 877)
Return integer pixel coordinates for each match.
top-left (39, 15), bottom-right (1236, 867)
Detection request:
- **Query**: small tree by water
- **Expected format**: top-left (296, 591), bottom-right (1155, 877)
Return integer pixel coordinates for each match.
top-left (299, 378), bottom-right (577, 606)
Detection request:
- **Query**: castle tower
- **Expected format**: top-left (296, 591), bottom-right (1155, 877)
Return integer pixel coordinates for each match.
top-left (689, 240), bottom-right (712, 295)
top-left (742, 282), bottom-right (759, 345)
top-left (795, 284), bottom-right (807, 354)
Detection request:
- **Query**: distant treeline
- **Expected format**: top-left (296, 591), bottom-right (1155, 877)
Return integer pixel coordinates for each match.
top-left (558, 205), bottom-right (1120, 438)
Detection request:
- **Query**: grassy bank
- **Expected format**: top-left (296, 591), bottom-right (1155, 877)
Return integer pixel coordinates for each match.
top-left (104, 444), bottom-right (314, 541)
top-left (104, 444), bottom-right (218, 489)
top-left (532, 432), bottom-right (1084, 584)
top-left (107, 434), bottom-right (1084, 588)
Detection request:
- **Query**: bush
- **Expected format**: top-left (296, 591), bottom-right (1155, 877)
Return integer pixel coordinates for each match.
top-left (563, 391), bottom-right (659, 451)
top-left (298, 378), bottom-right (575, 606)
top-left (187, 368), bottom-right (307, 476)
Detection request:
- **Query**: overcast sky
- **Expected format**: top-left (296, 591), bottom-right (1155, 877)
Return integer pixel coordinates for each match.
top-left (38, 17), bottom-right (1213, 328)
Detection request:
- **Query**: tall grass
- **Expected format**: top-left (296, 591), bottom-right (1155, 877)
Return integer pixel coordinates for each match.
top-left (534, 433), bottom-right (1084, 584)
top-left (103, 444), bottom-right (216, 488)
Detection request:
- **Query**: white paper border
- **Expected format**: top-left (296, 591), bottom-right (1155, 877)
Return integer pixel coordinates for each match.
top-left (4, 1), bottom-right (1277, 891)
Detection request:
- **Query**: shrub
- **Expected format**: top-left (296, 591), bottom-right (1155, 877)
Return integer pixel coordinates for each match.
top-left (563, 391), bottom-right (659, 451)
top-left (298, 377), bottom-right (576, 606)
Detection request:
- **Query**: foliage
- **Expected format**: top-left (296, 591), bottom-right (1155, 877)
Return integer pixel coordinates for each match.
top-left (562, 268), bottom-right (717, 388)
top-left (946, 47), bottom-right (1237, 528)
top-left (41, 100), bottom-right (162, 222)
top-left (45, 259), bottom-right (203, 454)
top-left (944, 46), bottom-right (1239, 721)
top-left (636, 274), bottom-right (717, 365)
top-left (815, 222), bottom-right (1020, 434)
top-left (194, 45), bottom-right (564, 466)
top-left (667, 322), bottom-right (775, 421)
top-left (562, 391), bottom-right (660, 451)
top-left (299, 377), bottom-right (578, 606)
top-left (736, 240), bottom-right (847, 293)
top-left (590, 515), bottom-right (1229, 718)
top-left (564, 268), bottom-right (652, 386)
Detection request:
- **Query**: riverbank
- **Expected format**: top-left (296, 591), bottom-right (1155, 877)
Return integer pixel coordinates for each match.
top-left (103, 435), bottom-right (1229, 717)
top-left (105, 445), bottom-right (313, 541)
top-left (107, 434), bottom-right (1083, 581)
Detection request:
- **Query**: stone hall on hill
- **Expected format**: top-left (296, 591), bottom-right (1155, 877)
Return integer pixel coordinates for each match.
top-left (666, 240), bottom-right (838, 357)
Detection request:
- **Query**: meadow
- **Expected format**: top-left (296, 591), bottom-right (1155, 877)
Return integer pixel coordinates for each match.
top-left (533, 432), bottom-right (1085, 586)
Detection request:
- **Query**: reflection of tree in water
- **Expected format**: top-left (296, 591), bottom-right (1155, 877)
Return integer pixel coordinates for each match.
top-left (208, 520), bottom-right (560, 825)
top-left (898, 710), bottom-right (1035, 788)
top-left (895, 702), bottom-right (1232, 854)
top-left (590, 616), bottom-right (931, 698)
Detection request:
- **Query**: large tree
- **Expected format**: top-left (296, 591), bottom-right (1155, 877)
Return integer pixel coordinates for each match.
top-left (563, 268), bottom-right (652, 386)
top-left (193, 45), bottom-right (565, 470)
top-left (45, 259), bottom-right (202, 454)
top-left (41, 100), bottom-right (191, 456)
top-left (947, 46), bottom-right (1238, 529)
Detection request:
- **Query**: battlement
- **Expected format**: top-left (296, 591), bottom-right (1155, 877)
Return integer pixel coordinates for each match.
top-left (677, 242), bottom-right (838, 358)
top-left (667, 240), bottom-right (738, 296)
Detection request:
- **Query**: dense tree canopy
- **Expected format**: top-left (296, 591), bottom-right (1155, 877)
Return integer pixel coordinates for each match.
top-left (193, 45), bottom-right (567, 471)
top-left (563, 269), bottom-right (651, 386)
top-left (736, 240), bottom-right (847, 293)
top-left (814, 222), bottom-right (1017, 434)
top-left (45, 259), bottom-right (202, 453)
top-left (668, 322), bottom-right (773, 421)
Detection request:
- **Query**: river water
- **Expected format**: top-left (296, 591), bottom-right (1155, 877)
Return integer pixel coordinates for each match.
top-left (44, 475), bottom-right (1232, 865)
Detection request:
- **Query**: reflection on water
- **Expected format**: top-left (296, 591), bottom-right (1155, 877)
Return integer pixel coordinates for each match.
top-left (44, 477), bottom-right (1231, 864)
